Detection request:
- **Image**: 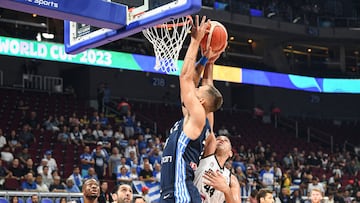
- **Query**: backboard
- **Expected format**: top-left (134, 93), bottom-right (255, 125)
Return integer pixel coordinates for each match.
top-left (64, 0), bottom-right (201, 54)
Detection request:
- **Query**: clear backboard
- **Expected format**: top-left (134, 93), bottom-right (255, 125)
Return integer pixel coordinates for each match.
top-left (64, 0), bottom-right (201, 54)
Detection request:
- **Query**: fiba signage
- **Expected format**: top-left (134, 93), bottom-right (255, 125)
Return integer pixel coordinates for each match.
top-left (0, 0), bottom-right (127, 29)
top-left (25, 0), bottom-right (59, 8)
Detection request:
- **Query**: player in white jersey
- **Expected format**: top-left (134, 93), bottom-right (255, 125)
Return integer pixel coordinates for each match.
top-left (194, 135), bottom-right (241, 203)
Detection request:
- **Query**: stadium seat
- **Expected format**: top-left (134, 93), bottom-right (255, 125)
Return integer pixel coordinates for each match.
top-left (0, 198), bottom-right (9, 203)
top-left (41, 198), bottom-right (53, 203)
top-left (26, 197), bottom-right (31, 203)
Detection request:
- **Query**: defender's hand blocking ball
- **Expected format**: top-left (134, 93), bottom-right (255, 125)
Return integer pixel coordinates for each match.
top-left (200, 21), bottom-right (228, 54)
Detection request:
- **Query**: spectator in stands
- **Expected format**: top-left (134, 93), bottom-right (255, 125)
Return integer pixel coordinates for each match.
top-left (143, 127), bottom-right (152, 142)
top-left (232, 153), bottom-right (246, 173)
top-left (41, 165), bottom-right (53, 188)
top-left (139, 162), bottom-right (155, 182)
top-left (259, 162), bottom-right (275, 190)
top-left (108, 146), bottom-right (122, 179)
top-left (126, 151), bottom-right (138, 169)
top-left (1, 145), bottom-right (14, 163)
top-left (57, 125), bottom-right (71, 145)
top-left (98, 181), bottom-right (113, 203)
top-left (19, 124), bottom-right (35, 145)
top-left (66, 178), bottom-right (81, 193)
top-left (70, 126), bottom-right (84, 146)
top-left (80, 114), bottom-right (90, 127)
top-left (111, 184), bottom-right (133, 203)
top-left (100, 126), bottom-right (112, 152)
top-left (84, 167), bottom-right (98, 181)
top-left (116, 98), bottom-right (131, 118)
top-left (49, 175), bottom-right (66, 192)
top-left (23, 158), bottom-right (37, 177)
top-left (117, 166), bottom-right (131, 185)
top-left (9, 196), bottom-right (19, 203)
top-left (307, 177), bottom-right (325, 195)
top-left (80, 145), bottom-right (95, 177)
top-left (69, 112), bottom-right (81, 127)
top-left (289, 189), bottom-right (303, 203)
top-left (148, 147), bottom-right (162, 166)
top-left (129, 166), bottom-right (139, 181)
top-left (16, 145), bottom-right (31, 165)
top-left (137, 134), bottom-right (147, 152)
top-left (114, 126), bottom-right (125, 149)
top-left (26, 111), bottom-right (40, 130)
top-left (56, 115), bottom-right (67, 129)
top-left (307, 151), bottom-right (321, 167)
top-left (218, 125), bottom-right (230, 136)
top-left (0, 159), bottom-right (9, 188)
top-left (99, 113), bottom-right (109, 128)
top-left (153, 163), bottom-right (161, 182)
top-left (30, 194), bottom-right (39, 203)
top-left (8, 158), bottom-right (24, 179)
top-left (21, 172), bottom-right (37, 191)
top-left (93, 124), bottom-right (104, 140)
top-left (91, 111), bottom-right (101, 126)
top-left (44, 150), bottom-right (57, 172)
top-left (124, 138), bottom-right (137, 157)
top-left (37, 159), bottom-right (51, 175)
top-left (68, 166), bottom-right (83, 189)
top-left (35, 174), bottom-right (49, 192)
top-left (0, 128), bottom-right (6, 150)
top-left (134, 121), bottom-right (144, 135)
top-left (83, 127), bottom-right (97, 146)
top-left (43, 115), bottom-right (59, 132)
top-left (7, 129), bottom-right (22, 152)
top-left (93, 145), bottom-right (108, 180)
top-left (123, 111), bottom-right (135, 139)
top-left (278, 187), bottom-right (290, 203)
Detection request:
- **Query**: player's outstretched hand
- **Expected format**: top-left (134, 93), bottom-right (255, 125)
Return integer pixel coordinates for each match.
top-left (191, 15), bottom-right (210, 43)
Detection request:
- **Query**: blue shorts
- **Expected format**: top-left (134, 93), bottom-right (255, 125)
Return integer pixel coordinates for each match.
top-left (160, 181), bottom-right (201, 203)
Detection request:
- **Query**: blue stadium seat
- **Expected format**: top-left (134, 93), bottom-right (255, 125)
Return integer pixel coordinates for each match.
top-left (0, 198), bottom-right (9, 203)
top-left (26, 197), bottom-right (31, 203)
top-left (41, 198), bottom-right (53, 203)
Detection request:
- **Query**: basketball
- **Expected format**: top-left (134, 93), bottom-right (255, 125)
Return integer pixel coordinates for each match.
top-left (200, 21), bottom-right (228, 53)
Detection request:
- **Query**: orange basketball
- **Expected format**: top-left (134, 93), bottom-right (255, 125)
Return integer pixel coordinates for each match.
top-left (200, 21), bottom-right (228, 53)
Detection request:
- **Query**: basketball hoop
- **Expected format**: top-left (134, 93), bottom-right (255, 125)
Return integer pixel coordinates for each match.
top-left (142, 16), bottom-right (192, 73)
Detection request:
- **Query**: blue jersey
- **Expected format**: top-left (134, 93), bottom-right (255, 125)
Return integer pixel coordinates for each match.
top-left (160, 118), bottom-right (211, 203)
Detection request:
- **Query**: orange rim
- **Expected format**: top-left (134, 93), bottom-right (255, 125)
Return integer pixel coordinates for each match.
top-left (154, 15), bottom-right (192, 29)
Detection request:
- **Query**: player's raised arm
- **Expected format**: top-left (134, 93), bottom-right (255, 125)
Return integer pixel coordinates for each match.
top-left (180, 15), bottom-right (209, 140)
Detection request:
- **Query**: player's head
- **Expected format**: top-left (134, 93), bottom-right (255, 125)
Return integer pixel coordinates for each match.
top-left (256, 189), bottom-right (274, 203)
top-left (215, 135), bottom-right (233, 159)
top-left (82, 178), bottom-right (100, 200)
top-left (310, 188), bottom-right (323, 203)
top-left (112, 184), bottom-right (133, 203)
top-left (133, 196), bottom-right (146, 203)
top-left (195, 85), bottom-right (223, 113)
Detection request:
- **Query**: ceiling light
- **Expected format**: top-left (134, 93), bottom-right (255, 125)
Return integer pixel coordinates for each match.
top-left (247, 39), bottom-right (253, 44)
top-left (307, 48), bottom-right (312, 53)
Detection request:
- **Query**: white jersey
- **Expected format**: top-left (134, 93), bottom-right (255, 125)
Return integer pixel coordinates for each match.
top-left (194, 154), bottom-right (231, 203)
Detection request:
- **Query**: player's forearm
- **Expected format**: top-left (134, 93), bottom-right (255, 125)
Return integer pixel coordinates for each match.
top-left (223, 187), bottom-right (238, 203)
top-left (180, 40), bottom-right (200, 80)
top-left (193, 62), bottom-right (205, 87)
top-left (202, 62), bottom-right (213, 86)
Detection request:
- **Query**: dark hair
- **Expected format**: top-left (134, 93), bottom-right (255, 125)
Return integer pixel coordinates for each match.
top-left (133, 196), bottom-right (146, 202)
top-left (206, 85), bottom-right (223, 112)
top-left (112, 183), bottom-right (131, 194)
top-left (256, 189), bottom-right (273, 202)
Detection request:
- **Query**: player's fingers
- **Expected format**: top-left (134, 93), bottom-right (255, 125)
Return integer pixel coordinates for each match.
top-left (195, 15), bottom-right (199, 28)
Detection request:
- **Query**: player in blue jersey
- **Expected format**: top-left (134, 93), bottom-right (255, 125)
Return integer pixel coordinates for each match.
top-left (160, 15), bottom-right (223, 203)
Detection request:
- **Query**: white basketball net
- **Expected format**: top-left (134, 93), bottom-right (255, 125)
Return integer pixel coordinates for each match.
top-left (142, 16), bottom-right (192, 73)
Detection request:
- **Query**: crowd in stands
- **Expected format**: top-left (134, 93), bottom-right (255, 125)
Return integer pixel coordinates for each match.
top-left (0, 90), bottom-right (359, 203)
